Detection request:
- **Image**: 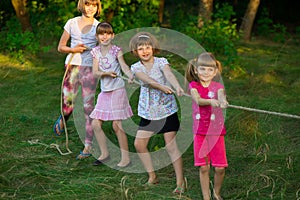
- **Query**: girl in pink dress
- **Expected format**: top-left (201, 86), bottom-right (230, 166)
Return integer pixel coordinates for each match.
top-left (185, 52), bottom-right (228, 200)
top-left (90, 22), bottom-right (133, 168)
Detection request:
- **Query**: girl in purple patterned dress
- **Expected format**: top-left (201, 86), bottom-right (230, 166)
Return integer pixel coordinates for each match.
top-left (89, 22), bottom-right (133, 168)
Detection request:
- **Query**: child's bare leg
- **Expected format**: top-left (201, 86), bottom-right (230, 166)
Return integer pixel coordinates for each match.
top-left (164, 131), bottom-right (184, 186)
top-left (112, 120), bottom-right (130, 166)
top-left (213, 167), bottom-right (225, 199)
top-left (134, 131), bottom-right (157, 183)
top-left (200, 165), bottom-right (211, 200)
top-left (92, 119), bottom-right (109, 159)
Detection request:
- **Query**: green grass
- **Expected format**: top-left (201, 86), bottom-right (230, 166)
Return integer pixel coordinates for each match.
top-left (0, 37), bottom-right (299, 200)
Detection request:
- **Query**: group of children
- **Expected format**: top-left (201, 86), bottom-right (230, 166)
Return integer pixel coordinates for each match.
top-left (52, 0), bottom-right (228, 199)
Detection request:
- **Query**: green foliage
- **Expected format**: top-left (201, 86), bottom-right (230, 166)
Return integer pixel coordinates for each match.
top-left (0, 0), bottom-right (78, 62)
top-left (256, 8), bottom-right (289, 43)
top-left (296, 26), bottom-right (300, 35)
top-left (103, 0), bottom-right (160, 33)
top-left (0, 0), bottom-right (160, 61)
top-left (0, 17), bottom-right (40, 62)
top-left (30, 0), bottom-right (77, 42)
top-left (170, 3), bottom-right (239, 66)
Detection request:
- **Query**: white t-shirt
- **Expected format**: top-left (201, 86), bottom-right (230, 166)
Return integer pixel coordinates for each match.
top-left (64, 17), bottom-right (100, 67)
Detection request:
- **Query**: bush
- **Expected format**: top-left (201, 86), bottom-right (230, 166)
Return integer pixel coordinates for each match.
top-left (0, 17), bottom-right (40, 62)
top-left (170, 3), bottom-right (239, 66)
top-left (256, 8), bottom-right (289, 43)
top-left (105, 0), bottom-right (160, 33)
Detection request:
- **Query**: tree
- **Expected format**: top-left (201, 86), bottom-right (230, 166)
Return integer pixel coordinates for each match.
top-left (198, 0), bottom-right (213, 28)
top-left (11, 0), bottom-right (32, 31)
top-left (239, 0), bottom-right (260, 41)
top-left (105, 7), bottom-right (115, 22)
top-left (158, 0), bottom-right (165, 24)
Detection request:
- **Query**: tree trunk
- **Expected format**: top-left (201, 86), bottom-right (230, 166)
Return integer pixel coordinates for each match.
top-left (198, 0), bottom-right (213, 28)
top-left (105, 8), bottom-right (115, 23)
top-left (158, 0), bottom-right (165, 24)
top-left (239, 0), bottom-right (260, 41)
top-left (11, 0), bottom-right (32, 31)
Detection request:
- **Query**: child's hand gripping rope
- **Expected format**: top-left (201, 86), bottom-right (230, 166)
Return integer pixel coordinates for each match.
top-left (118, 75), bottom-right (300, 120)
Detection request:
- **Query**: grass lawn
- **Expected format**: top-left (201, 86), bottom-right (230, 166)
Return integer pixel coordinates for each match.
top-left (0, 37), bottom-right (299, 200)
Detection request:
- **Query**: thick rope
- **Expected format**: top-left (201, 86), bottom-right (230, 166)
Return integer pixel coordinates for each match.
top-left (28, 55), bottom-right (75, 155)
top-left (27, 139), bottom-right (72, 156)
top-left (119, 75), bottom-right (300, 119)
top-left (56, 54), bottom-right (75, 155)
top-left (227, 104), bottom-right (300, 119)
top-left (27, 55), bottom-right (75, 155)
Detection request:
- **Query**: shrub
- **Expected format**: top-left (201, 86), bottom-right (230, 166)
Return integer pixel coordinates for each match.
top-left (105, 0), bottom-right (160, 33)
top-left (256, 8), bottom-right (289, 43)
top-left (170, 3), bottom-right (239, 67)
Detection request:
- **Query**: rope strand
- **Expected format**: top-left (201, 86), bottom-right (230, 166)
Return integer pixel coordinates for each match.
top-left (57, 53), bottom-right (74, 155)
top-left (228, 104), bottom-right (300, 119)
top-left (118, 75), bottom-right (300, 119)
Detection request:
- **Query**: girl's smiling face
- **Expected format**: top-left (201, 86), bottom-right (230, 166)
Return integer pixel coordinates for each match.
top-left (136, 44), bottom-right (153, 62)
top-left (97, 32), bottom-right (114, 46)
top-left (197, 66), bottom-right (218, 85)
top-left (84, 2), bottom-right (98, 18)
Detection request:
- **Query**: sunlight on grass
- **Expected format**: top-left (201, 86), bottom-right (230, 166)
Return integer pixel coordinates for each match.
top-left (0, 54), bottom-right (34, 69)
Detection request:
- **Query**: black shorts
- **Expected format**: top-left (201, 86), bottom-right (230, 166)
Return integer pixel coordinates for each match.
top-left (138, 112), bottom-right (180, 134)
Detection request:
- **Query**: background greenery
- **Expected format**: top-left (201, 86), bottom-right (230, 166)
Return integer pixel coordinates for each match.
top-left (0, 0), bottom-right (299, 199)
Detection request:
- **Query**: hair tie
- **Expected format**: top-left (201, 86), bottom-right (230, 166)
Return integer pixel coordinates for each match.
top-left (138, 35), bottom-right (150, 38)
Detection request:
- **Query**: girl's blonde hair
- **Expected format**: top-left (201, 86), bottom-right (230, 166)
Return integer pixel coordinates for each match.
top-left (77, 0), bottom-right (102, 17)
top-left (96, 22), bottom-right (114, 35)
top-left (129, 32), bottom-right (160, 57)
top-left (185, 52), bottom-right (222, 83)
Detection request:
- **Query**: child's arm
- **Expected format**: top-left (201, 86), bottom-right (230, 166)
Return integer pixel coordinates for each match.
top-left (190, 88), bottom-right (220, 107)
top-left (218, 89), bottom-right (228, 108)
top-left (162, 64), bottom-right (184, 96)
top-left (117, 50), bottom-right (134, 83)
top-left (92, 58), bottom-right (117, 78)
top-left (135, 71), bottom-right (174, 94)
top-left (58, 30), bottom-right (88, 54)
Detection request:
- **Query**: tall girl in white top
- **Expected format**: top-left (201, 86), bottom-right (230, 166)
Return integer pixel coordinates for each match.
top-left (130, 32), bottom-right (186, 194)
top-left (90, 22), bottom-right (133, 168)
top-left (53, 0), bottom-right (101, 160)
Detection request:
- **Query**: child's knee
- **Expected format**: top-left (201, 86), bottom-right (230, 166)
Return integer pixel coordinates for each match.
top-left (134, 139), bottom-right (141, 151)
top-left (112, 121), bottom-right (122, 132)
top-left (91, 119), bottom-right (101, 129)
top-left (134, 139), bottom-right (146, 152)
top-left (214, 167), bottom-right (225, 175)
top-left (200, 165), bottom-right (210, 173)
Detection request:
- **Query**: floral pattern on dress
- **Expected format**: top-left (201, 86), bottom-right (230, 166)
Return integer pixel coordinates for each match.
top-left (131, 57), bottom-right (178, 120)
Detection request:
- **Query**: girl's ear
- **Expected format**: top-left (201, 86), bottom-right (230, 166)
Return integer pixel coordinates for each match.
top-left (214, 68), bottom-right (219, 75)
top-left (112, 33), bottom-right (115, 39)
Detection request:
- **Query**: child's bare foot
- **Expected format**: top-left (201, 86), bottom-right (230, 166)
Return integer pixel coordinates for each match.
top-left (146, 176), bottom-right (159, 185)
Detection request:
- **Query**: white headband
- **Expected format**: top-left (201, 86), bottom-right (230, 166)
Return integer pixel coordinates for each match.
top-left (138, 34), bottom-right (150, 38)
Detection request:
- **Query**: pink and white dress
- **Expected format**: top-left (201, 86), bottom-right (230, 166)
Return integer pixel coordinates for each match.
top-left (89, 45), bottom-right (133, 121)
